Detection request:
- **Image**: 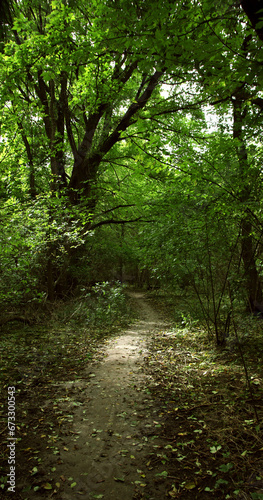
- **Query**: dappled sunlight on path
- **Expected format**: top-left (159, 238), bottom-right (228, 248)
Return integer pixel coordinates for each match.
top-left (32, 293), bottom-right (171, 500)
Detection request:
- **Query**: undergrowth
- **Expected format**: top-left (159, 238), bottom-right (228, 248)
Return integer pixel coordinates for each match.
top-left (144, 315), bottom-right (263, 499)
top-left (1, 287), bottom-right (263, 499)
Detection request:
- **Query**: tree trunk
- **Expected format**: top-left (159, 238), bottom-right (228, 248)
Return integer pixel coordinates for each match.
top-left (68, 155), bottom-right (100, 207)
top-left (18, 121), bottom-right (37, 198)
top-left (232, 96), bottom-right (262, 309)
top-left (241, 0), bottom-right (263, 42)
top-left (241, 216), bottom-right (262, 310)
top-left (47, 256), bottom-right (55, 302)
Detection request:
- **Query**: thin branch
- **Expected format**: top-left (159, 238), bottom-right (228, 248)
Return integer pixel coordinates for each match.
top-left (90, 217), bottom-right (153, 230)
top-left (92, 204), bottom-right (136, 218)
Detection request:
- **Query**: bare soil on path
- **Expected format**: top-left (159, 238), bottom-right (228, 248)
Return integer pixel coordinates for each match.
top-left (30, 292), bottom-right (171, 500)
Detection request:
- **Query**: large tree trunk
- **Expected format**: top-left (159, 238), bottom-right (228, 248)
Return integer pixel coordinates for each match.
top-left (241, 217), bottom-right (262, 310)
top-left (68, 155), bottom-right (100, 207)
top-left (232, 96), bottom-right (262, 310)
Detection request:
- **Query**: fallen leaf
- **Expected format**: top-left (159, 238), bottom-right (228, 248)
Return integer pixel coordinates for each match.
top-left (42, 483), bottom-right (52, 490)
top-left (155, 471), bottom-right (168, 478)
top-left (185, 481), bottom-right (196, 490)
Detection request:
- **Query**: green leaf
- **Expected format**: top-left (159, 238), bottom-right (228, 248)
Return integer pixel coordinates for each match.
top-left (43, 483), bottom-right (52, 490)
top-left (184, 481), bottom-right (196, 490)
top-left (155, 471), bottom-right (168, 478)
top-left (218, 463), bottom-right (233, 472)
top-left (210, 445), bottom-right (222, 454)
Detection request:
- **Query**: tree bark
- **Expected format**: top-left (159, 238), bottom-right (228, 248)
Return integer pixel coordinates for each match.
top-left (232, 97), bottom-right (262, 309)
top-left (241, 217), bottom-right (262, 310)
top-left (240, 1), bottom-right (263, 42)
top-left (36, 72), bottom-right (68, 192)
top-left (18, 121), bottom-right (37, 198)
top-left (47, 255), bottom-right (55, 302)
top-left (68, 70), bottom-right (165, 205)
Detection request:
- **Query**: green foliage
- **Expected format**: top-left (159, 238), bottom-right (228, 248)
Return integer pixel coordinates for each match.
top-left (52, 281), bottom-right (130, 330)
top-left (144, 314), bottom-right (263, 498)
top-left (0, 193), bottom-right (94, 306)
top-left (81, 281), bottom-right (129, 327)
top-left (0, 0), bottom-right (263, 318)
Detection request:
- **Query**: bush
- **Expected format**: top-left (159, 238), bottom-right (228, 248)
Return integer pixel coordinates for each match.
top-left (63, 281), bottom-right (129, 330)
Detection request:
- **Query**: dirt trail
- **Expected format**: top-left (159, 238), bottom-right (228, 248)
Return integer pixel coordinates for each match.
top-left (39, 292), bottom-right (170, 500)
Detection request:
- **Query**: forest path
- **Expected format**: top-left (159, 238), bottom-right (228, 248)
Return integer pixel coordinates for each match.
top-left (41, 292), bottom-right (171, 500)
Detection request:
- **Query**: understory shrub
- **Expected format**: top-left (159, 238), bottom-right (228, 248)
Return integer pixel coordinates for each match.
top-left (63, 281), bottom-right (129, 329)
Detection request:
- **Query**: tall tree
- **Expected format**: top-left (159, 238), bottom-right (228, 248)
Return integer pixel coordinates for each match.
top-left (2, 0), bottom-right (239, 207)
top-left (2, 0), bottom-right (263, 306)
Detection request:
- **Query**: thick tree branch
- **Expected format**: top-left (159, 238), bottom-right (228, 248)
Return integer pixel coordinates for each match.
top-left (36, 71), bottom-right (52, 140)
top-left (97, 69), bottom-right (165, 159)
top-left (74, 60), bottom-right (138, 167)
top-left (17, 121), bottom-right (36, 198)
top-left (93, 204), bottom-right (136, 217)
top-left (69, 67), bottom-right (165, 203)
top-left (61, 72), bottom-right (79, 159)
top-left (135, 74), bottom-right (148, 100)
top-left (240, 0), bottom-right (263, 41)
top-left (251, 97), bottom-right (263, 109)
top-left (147, 96), bottom-right (223, 118)
top-left (74, 102), bottom-right (109, 168)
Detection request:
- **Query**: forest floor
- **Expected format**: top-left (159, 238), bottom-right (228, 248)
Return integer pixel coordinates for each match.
top-left (1, 290), bottom-right (263, 499)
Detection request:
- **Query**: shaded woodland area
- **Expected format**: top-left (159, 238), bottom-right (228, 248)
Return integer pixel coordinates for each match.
top-left (1, 1), bottom-right (263, 498)
top-left (0, 0), bottom-right (263, 331)
top-left (0, 0), bottom-right (263, 329)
